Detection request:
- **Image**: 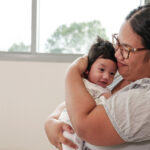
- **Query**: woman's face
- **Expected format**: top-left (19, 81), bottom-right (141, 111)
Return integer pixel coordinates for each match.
top-left (115, 21), bottom-right (150, 81)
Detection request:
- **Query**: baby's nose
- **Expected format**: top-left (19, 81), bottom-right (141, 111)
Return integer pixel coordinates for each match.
top-left (103, 73), bottom-right (109, 80)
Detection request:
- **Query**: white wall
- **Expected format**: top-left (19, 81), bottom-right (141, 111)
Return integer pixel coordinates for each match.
top-left (0, 60), bottom-right (70, 150)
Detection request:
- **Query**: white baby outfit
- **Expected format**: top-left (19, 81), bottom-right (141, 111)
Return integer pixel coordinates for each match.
top-left (59, 78), bottom-right (110, 150)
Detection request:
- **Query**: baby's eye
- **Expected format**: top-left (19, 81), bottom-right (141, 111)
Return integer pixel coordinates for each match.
top-left (100, 68), bottom-right (104, 72)
top-left (110, 72), bottom-right (115, 76)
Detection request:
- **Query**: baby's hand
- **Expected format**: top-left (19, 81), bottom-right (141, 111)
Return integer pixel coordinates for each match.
top-left (101, 92), bottom-right (112, 99)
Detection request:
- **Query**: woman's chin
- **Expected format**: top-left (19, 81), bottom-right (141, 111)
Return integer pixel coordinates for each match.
top-left (118, 68), bottom-right (128, 78)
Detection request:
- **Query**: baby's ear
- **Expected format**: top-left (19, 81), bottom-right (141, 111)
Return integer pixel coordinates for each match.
top-left (82, 70), bottom-right (89, 78)
top-left (84, 70), bottom-right (89, 75)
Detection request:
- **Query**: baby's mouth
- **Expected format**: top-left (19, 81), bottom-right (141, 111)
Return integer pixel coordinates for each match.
top-left (97, 81), bottom-right (107, 88)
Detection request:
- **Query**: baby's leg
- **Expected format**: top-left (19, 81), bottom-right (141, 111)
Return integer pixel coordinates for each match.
top-left (62, 131), bottom-right (83, 150)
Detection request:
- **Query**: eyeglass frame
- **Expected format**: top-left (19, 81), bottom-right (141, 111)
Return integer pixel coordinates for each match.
top-left (112, 33), bottom-right (148, 59)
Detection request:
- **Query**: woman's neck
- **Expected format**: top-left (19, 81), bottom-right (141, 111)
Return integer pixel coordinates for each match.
top-left (112, 79), bottom-right (131, 94)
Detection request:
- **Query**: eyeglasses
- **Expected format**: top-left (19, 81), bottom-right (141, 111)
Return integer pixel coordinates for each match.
top-left (112, 33), bottom-right (148, 59)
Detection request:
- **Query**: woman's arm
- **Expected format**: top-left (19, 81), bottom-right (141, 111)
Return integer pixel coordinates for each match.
top-left (44, 102), bottom-right (78, 149)
top-left (65, 56), bottom-right (125, 146)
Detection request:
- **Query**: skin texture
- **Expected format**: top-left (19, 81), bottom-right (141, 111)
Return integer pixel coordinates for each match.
top-left (44, 21), bottom-right (150, 149)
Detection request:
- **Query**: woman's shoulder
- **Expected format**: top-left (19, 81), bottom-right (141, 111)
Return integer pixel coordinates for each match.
top-left (103, 78), bottom-right (150, 143)
top-left (121, 77), bottom-right (150, 92)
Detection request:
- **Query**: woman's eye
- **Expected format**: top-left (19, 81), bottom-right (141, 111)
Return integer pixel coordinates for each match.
top-left (124, 45), bottom-right (132, 52)
top-left (100, 68), bottom-right (104, 72)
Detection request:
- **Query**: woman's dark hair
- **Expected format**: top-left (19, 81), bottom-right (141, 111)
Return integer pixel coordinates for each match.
top-left (126, 4), bottom-right (150, 50)
top-left (86, 36), bottom-right (117, 72)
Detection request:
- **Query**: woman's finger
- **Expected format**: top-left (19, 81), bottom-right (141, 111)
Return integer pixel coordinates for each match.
top-left (58, 142), bottom-right (63, 150)
top-left (60, 136), bottom-right (78, 149)
top-left (54, 122), bottom-right (77, 149)
top-left (59, 131), bottom-right (78, 149)
top-left (62, 123), bottom-right (74, 134)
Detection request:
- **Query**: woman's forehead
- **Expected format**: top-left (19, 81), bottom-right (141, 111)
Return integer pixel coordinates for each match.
top-left (118, 21), bottom-right (143, 48)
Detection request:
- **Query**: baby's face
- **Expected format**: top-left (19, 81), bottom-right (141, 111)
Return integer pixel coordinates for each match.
top-left (87, 58), bottom-right (117, 88)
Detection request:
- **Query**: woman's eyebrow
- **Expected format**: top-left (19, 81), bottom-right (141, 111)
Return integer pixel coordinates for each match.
top-left (121, 43), bottom-right (133, 47)
top-left (118, 37), bottom-right (133, 47)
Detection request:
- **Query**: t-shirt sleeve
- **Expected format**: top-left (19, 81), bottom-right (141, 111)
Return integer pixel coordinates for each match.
top-left (102, 78), bottom-right (150, 142)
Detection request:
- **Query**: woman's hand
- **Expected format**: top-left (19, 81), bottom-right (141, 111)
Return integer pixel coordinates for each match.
top-left (45, 118), bottom-right (77, 150)
top-left (69, 55), bottom-right (88, 75)
top-left (44, 102), bottom-right (78, 149)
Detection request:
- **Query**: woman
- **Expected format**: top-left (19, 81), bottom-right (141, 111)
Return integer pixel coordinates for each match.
top-left (45, 5), bottom-right (150, 150)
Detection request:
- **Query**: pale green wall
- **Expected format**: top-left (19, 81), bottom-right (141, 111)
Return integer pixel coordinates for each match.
top-left (145, 0), bottom-right (150, 4)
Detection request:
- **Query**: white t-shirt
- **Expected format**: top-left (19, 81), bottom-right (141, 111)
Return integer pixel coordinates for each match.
top-left (84, 78), bottom-right (150, 150)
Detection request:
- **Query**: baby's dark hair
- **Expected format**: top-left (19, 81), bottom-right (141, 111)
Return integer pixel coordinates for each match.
top-left (87, 36), bottom-right (117, 72)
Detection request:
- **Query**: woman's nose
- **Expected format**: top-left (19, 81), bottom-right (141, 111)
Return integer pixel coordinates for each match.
top-left (115, 48), bottom-right (123, 60)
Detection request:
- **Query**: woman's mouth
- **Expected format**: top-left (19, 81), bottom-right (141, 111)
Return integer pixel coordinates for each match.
top-left (117, 62), bottom-right (127, 67)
